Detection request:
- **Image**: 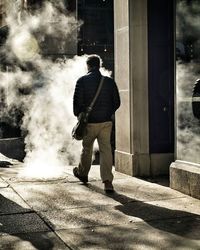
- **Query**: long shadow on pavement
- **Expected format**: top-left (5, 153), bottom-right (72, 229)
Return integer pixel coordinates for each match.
top-left (88, 184), bottom-right (200, 240)
top-left (0, 194), bottom-right (54, 250)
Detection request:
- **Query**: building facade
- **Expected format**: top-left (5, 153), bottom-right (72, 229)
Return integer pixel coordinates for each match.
top-left (77, 0), bottom-right (114, 72)
top-left (114, 0), bottom-right (200, 199)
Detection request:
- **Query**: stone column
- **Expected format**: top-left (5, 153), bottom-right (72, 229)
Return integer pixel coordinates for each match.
top-left (114, 0), bottom-right (150, 176)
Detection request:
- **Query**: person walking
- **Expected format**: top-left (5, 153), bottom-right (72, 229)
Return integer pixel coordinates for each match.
top-left (73, 55), bottom-right (120, 192)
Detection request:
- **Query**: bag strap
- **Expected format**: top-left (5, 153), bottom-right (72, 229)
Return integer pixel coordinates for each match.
top-left (87, 76), bottom-right (105, 112)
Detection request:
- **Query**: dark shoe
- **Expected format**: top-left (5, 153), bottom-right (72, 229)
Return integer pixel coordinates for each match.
top-left (73, 167), bottom-right (88, 183)
top-left (104, 180), bottom-right (114, 193)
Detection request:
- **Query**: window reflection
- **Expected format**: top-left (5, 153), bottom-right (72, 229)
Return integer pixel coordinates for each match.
top-left (176, 0), bottom-right (200, 164)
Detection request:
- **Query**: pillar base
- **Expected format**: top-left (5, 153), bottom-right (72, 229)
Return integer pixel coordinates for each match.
top-left (170, 161), bottom-right (200, 199)
top-left (115, 150), bottom-right (150, 176)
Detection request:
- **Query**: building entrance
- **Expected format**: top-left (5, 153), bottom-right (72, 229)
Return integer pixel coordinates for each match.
top-left (148, 0), bottom-right (174, 154)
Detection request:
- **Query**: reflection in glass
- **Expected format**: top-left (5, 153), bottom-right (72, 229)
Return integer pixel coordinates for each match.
top-left (176, 0), bottom-right (200, 164)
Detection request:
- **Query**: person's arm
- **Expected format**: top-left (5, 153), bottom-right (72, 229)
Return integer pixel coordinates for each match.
top-left (73, 78), bottom-right (85, 117)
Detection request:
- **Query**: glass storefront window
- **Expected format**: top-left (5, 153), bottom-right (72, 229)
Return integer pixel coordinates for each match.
top-left (176, 0), bottom-right (200, 164)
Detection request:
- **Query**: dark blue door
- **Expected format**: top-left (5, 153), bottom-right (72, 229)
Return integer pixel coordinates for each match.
top-left (148, 0), bottom-right (175, 153)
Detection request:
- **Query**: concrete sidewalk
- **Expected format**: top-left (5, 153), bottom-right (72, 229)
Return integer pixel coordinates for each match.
top-left (0, 154), bottom-right (200, 250)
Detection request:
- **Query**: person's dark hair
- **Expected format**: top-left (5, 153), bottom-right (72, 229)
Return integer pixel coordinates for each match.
top-left (86, 55), bottom-right (100, 69)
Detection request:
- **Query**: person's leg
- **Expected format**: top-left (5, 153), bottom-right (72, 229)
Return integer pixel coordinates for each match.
top-left (78, 124), bottom-right (97, 177)
top-left (97, 122), bottom-right (113, 183)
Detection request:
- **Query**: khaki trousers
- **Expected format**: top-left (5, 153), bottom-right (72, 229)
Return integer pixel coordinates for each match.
top-left (78, 121), bottom-right (113, 182)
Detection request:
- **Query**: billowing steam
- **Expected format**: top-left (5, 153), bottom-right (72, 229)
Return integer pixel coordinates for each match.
top-left (176, 0), bottom-right (200, 164)
top-left (0, 1), bottom-right (111, 178)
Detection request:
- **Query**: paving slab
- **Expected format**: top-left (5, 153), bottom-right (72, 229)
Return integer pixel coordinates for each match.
top-left (12, 182), bottom-right (119, 211)
top-left (40, 205), bottom-right (134, 230)
top-left (1, 159), bottom-right (200, 250)
top-left (1, 164), bottom-right (69, 183)
top-left (88, 178), bottom-right (187, 203)
top-left (145, 196), bottom-right (200, 215)
top-left (0, 212), bottom-right (51, 235)
top-left (56, 218), bottom-right (200, 250)
top-left (0, 187), bottom-right (31, 214)
top-left (11, 177), bottom-right (200, 232)
top-left (39, 196), bottom-right (200, 231)
top-left (113, 198), bottom-right (200, 222)
top-left (0, 231), bottom-right (70, 250)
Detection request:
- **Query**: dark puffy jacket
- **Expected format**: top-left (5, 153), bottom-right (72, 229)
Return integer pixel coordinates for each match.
top-left (73, 69), bottom-right (120, 123)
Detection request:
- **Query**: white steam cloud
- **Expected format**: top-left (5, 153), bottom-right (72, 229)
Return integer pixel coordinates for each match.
top-left (0, 1), bottom-right (111, 178)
